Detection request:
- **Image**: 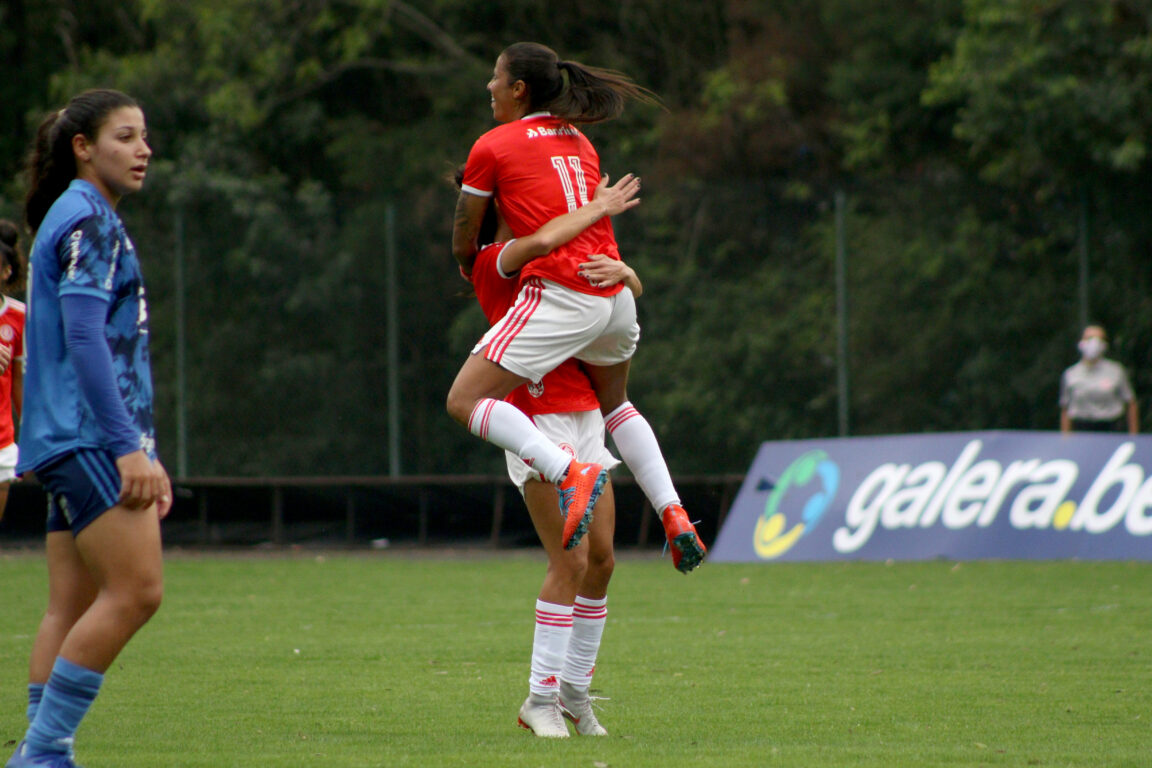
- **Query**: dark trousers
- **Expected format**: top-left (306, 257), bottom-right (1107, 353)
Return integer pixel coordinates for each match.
top-left (1070, 418), bottom-right (1125, 433)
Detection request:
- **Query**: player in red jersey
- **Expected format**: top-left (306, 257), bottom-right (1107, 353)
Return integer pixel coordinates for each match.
top-left (0, 220), bottom-right (26, 522)
top-left (447, 42), bottom-right (705, 572)
top-left (457, 166), bottom-right (639, 736)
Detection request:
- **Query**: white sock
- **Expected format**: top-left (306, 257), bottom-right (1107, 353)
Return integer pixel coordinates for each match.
top-left (529, 600), bottom-right (573, 697)
top-left (604, 401), bottom-right (680, 512)
top-left (561, 595), bottom-right (607, 691)
top-left (469, 398), bottom-right (572, 483)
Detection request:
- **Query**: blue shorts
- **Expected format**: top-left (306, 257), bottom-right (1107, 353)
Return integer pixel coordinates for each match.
top-left (39, 449), bottom-right (122, 535)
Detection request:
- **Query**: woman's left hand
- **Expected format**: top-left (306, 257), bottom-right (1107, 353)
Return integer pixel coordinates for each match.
top-left (578, 253), bottom-right (631, 288)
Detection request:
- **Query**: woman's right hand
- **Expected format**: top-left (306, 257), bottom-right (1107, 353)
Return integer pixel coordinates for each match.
top-left (590, 173), bottom-right (642, 218)
top-left (115, 450), bottom-right (167, 511)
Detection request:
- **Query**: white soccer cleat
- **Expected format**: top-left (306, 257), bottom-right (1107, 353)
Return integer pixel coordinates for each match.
top-left (517, 695), bottom-right (570, 738)
top-left (559, 683), bottom-right (608, 736)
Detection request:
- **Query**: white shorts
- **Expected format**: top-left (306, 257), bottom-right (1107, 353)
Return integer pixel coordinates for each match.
top-left (505, 410), bottom-right (621, 491)
top-left (0, 442), bottom-right (18, 482)
top-left (474, 278), bottom-right (640, 382)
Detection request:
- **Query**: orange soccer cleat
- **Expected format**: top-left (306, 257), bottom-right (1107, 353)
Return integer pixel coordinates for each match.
top-left (661, 504), bottom-right (707, 573)
top-left (557, 460), bottom-right (607, 550)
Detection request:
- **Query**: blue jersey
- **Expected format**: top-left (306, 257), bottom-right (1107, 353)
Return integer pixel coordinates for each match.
top-left (18, 179), bottom-right (156, 473)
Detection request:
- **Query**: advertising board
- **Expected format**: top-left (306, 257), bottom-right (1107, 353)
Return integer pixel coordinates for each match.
top-left (711, 431), bottom-right (1152, 561)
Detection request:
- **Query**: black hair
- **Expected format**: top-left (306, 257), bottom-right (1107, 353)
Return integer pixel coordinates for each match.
top-left (0, 220), bottom-right (25, 293)
top-left (24, 89), bottom-right (140, 232)
top-left (500, 42), bottom-right (659, 124)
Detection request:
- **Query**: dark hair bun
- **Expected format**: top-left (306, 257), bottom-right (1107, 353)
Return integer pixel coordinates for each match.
top-left (0, 220), bottom-right (18, 248)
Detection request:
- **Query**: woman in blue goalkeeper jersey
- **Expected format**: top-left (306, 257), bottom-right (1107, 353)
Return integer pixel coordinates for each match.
top-left (6, 89), bottom-right (171, 768)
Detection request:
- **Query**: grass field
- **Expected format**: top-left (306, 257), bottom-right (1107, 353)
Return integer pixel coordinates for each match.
top-left (1, 549), bottom-right (1149, 767)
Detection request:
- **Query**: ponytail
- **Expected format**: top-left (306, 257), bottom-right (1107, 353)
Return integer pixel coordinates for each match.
top-left (23, 89), bottom-right (139, 232)
top-left (501, 42), bottom-right (659, 125)
top-left (551, 59), bottom-right (659, 124)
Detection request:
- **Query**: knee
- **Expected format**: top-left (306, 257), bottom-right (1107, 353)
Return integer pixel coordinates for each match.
top-left (43, 602), bottom-right (88, 632)
top-left (550, 551), bottom-right (589, 589)
top-left (119, 578), bottom-right (163, 625)
top-left (445, 388), bottom-right (473, 426)
top-left (138, 580), bottom-right (163, 620)
top-left (586, 549), bottom-right (615, 583)
top-left (45, 586), bottom-right (97, 626)
top-left (565, 558), bottom-right (589, 589)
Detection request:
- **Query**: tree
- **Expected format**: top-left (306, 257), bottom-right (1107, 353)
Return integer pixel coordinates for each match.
top-left (4, 0), bottom-right (1151, 480)
top-left (925, 0), bottom-right (1152, 428)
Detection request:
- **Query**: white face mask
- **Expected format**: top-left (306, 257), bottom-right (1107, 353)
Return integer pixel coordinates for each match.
top-left (1078, 337), bottom-right (1107, 361)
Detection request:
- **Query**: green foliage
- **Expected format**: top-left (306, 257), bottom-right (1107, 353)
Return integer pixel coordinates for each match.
top-left (925, 0), bottom-right (1152, 190)
top-left (825, 0), bottom-right (964, 173)
top-left (2, 0), bottom-right (1151, 477)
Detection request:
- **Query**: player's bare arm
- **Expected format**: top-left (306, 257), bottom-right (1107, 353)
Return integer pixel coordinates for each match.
top-left (499, 174), bottom-right (642, 275)
top-left (452, 191), bottom-right (489, 271)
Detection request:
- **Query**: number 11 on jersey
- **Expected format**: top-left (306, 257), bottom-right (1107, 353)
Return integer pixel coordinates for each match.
top-left (550, 155), bottom-right (589, 212)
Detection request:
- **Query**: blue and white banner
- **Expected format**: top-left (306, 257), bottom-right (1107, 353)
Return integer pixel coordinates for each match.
top-left (711, 431), bottom-right (1152, 561)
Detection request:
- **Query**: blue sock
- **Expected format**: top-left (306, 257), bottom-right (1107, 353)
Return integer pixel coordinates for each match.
top-left (25, 657), bottom-right (103, 757)
top-left (27, 683), bottom-right (45, 724)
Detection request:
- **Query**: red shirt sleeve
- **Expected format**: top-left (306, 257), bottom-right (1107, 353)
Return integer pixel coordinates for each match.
top-left (462, 131), bottom-right (498, 197)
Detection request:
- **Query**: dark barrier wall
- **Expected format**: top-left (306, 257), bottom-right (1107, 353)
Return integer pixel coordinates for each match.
top-left (0, 474), bottom-right (743, 549)
top-left (712, 431), bottom-right (1152, 562)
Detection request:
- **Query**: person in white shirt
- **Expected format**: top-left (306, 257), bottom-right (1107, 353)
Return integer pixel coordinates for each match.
top-left (1059, 324), bottom-right (1139, 434)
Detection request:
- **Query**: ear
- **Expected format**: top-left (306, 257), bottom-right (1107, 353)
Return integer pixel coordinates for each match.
top-left (511, 79), bottom-right (527, 101)
top-left (71, 132), bottom-right (92, 163)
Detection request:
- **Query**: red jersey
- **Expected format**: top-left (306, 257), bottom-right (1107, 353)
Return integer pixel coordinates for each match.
top-left (0, 297), bottom-right (26, 448)
top-left (462, 113), bottom-right (623, 297)
top-left (470, 242), bottom-right (599, 416)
